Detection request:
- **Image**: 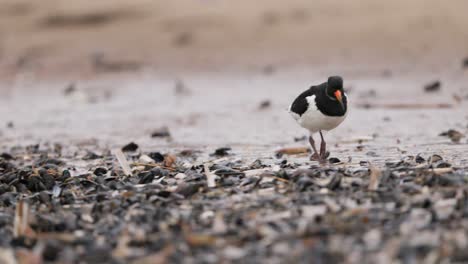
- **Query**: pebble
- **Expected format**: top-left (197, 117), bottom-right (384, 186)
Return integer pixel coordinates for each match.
top-left (0, 144), bottom-right (465, 263)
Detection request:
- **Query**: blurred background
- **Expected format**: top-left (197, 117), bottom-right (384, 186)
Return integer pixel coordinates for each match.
top-left (1, 0), bottom-right (468, 76)
top-left (0, 0), bottom-right (467, 152)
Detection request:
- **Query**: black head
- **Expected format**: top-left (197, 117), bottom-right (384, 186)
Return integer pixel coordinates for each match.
top-left (326, 76), bottom-right (345, 110)
top-left (326, 76), bottom-right (343, 95)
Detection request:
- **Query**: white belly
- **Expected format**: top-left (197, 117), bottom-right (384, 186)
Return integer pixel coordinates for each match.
top-left (289, 95), bottom-right (346, 133)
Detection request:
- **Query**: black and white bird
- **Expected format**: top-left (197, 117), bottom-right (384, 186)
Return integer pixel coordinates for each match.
top-left (289, 76), bottom-right (348, 162)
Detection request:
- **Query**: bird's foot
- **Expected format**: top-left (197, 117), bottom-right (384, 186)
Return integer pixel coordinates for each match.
top-left (320, 151), bottom-right (330, 160)
top-left (310, 152), bottom-right (329, 165)
top-left (311, 151), bottom-right (330, 165)
top-left (309, 153), bottom-right (321, 161)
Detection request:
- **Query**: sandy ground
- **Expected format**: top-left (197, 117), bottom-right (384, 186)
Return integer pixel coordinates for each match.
top-left (0, 0), bottom-right (468, 164)
top-left (1, 71), bottom-right (467, 168)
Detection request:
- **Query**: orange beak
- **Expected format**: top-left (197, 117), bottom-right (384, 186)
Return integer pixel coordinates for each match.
top-left (334, 90), bottom-right (344, 110)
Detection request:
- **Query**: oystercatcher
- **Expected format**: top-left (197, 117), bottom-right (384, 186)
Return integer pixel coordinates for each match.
top-left (289, 76), bottom-right (348, 163)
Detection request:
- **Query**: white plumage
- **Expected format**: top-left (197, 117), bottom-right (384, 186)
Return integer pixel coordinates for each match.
top-left (289, 95), bottom-right (346, 133)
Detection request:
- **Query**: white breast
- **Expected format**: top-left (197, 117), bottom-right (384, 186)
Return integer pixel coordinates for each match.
top-left (289, 95), bottom-right (346, 133)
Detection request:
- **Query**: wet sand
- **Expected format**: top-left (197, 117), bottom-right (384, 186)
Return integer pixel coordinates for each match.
top-left (1, 70), bottom-right (467, 166)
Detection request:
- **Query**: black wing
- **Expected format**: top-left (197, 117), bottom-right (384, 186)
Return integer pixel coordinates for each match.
top-left (289, 86), bottom-right (320, 116)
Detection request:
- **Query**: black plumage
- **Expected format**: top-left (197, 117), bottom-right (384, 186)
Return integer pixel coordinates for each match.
top-left (290, 79), bottom-right (347, 117)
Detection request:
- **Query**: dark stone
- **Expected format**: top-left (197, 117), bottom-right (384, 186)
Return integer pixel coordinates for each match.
top-left (83, 151), bottom-right (102, 160)
top-left (258, 100), bottom-right (271, 110)
top-left (35, 158), bottom-right (65, 166)
top-left (0, 184), bottom-right (9, 195)
top-left (0, 193), bottom-right (16, 206)
top-left (294, 135), bottom-right (307, 142)
top-left (42, 240), bottom-right (62, 262)
top-left (296, 175), bottom-right (314, 191)
top-left (15, 183), bottom-right (28, 193)
top-left (40, 173), bottom-right (55, 190)
top-left (38, 191), bottom-right (51, 203)
top-left (94, 167), bottom-right (108, 176)
top-left (211, 147), bottom-right (232, 157)
top-left (10, 236), bottom-right (36, 248)
top-left (63, 83), bottom-right (76, 95)
top-left (424, 80), bottom-right (441, 92)
top-left (61, 191), bottom-right (75, 204)
top-left (0, 162), bottom-right (16, 173)
top-left (1, 172), bottom-right (17, 185)
top-left (175, 183), bottom-right (204, 198)
top-left (435, 162), bottom-right (451, 168)
top-left (138, 171), bottom-right (155, 184)
top-left (0, 153), bottom-right (14, 160)
top-left (148, 152), bottom-right (165, 162)
top-left (81, 246), bottom-right (114, 263)
top-left (27, 176), bottom-right (46, 192)
top-left (150, 127), bottom-right (171, 138)
top-left (463, 57), bottom-right (468, 68)
top-left (327, 173), bottom-right (342, 190)
top-left (415, 155), bottom-right (425, 164)
top-left (122, 142), bottom-right (139, 152)
top-left (156, 190), bottom-right (172, 198)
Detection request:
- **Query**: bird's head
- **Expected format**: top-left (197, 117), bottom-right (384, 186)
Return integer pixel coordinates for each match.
top-left (327, 76), bottom-right (344, 110)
